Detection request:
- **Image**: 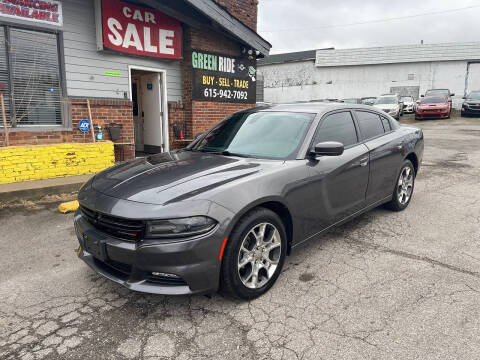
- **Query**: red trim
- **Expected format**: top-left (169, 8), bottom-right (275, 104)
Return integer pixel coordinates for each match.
top-left (218, 238), bottom-right (228, 261)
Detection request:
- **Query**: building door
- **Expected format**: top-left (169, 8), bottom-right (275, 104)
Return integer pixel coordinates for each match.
top-left (131, 69), bottom-right (166, 156)
top-left (466, 63), bottom-right (480, 95)
top-left (140, 73), bottom-right (163, 154)
top-left (132, 79), bottom-right (144, 152)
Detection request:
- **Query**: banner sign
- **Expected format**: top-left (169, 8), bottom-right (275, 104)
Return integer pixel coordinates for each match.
top-left (100, 0), bottom-right (182, 60)
top-left (0, 0), bottom-right (63, 26)
top-left (192, 50), bottom-right (257, 103)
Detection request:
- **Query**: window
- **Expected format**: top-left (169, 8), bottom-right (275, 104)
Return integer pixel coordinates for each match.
top-left (381, 117), bottom-right (391, 132)
top-left (356, 111), bottom-right (385, 140)
top-left (313, 111), bottom-right (358, 148)
top-left (0, 26), bottom-right (63, 127)
top-left (192, 111), bottom-right (315, 160)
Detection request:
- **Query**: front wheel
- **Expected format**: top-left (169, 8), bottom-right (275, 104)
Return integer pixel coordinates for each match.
top-left (385, 160), bottom-right (415, 211)
top-left (220, 208), bottom-right (287, 300)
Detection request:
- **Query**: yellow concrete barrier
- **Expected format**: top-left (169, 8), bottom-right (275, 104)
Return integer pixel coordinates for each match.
top-left (0, 142), bottom-right (115, 184)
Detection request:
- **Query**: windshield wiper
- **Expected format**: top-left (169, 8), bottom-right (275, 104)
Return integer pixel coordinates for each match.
top-left (197, 149), bottom-right (251, 158)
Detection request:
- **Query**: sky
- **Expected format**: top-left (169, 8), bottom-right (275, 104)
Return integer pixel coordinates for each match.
top-left (257, 0), bottom-right (480, 54)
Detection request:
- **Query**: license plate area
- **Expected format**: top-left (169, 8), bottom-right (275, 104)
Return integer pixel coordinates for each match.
top-left (83, 231), bottom-right (107, 261)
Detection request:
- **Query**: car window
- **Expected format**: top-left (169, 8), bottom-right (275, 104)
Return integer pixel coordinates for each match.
top-left (192, 111), bottom-right (315, 160)
top-left (381, 117), bottom-right (391, 132)
top-left (313, 111), bottom-right (358, 148)
top-left (355, 111), bottom-right (385, 140)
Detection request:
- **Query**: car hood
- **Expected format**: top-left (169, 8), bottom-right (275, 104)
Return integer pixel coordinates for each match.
top-left (92, 151), bottom-right (280, 205)
top-left (374, 104), bottom-right (398, 110)
top-left (465, 99), bottom-right (480, 105)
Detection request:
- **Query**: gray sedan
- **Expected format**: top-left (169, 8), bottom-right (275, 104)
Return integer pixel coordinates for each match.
top-left (75, 103), bottom-right (424, 300)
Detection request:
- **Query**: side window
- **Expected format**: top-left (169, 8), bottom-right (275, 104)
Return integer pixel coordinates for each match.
top-left (356, 111), bottom-right (385, 140)
top-left (313, 111), bottom-right (358, 148)
top-left (381, 117), bottom-right (391, 132)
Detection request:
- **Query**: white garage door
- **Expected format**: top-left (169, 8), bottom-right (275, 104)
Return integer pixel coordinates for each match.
top-left (466, 63), bottom-right (480, 95)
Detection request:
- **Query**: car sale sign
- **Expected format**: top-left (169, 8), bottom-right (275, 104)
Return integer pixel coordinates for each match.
top-left (100, 0), bottom-right (182, 59)
top-left (0, 0), bottom-right (63, 26)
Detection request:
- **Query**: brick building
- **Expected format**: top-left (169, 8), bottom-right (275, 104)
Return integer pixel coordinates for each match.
top-left (0, 0), bottom-right (271, 161)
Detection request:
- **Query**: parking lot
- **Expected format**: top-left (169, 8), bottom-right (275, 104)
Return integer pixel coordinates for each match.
top-left (1, 115), bottom-right (479, 360)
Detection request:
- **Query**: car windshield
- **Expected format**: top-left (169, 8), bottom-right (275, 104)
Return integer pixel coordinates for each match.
top-left (467, 92), bottom-right (480, 100)
top-left (421, 96), bottom-right (446, 104)
top-left (190, 111), bottom-right (315, 160)
top-left (426, 89), bottom-right (449, 96)
top-left (375, 97), bottom-right (397, 105)
top-left (401, 97), bottom-right (413, 102)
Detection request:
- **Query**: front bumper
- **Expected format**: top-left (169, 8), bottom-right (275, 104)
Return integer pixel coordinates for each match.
top-left (415, 109), bottom-right (449, 119)
top-left (74, 202), bottom-right (232, 296)
top-left (462, 105), bottom-right (480, 115)
top-left (404, 105), bottom-right (414, 113)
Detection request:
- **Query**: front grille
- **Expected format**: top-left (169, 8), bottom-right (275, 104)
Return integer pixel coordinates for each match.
top-left (80, 205), bottom-right (145, 241)
top-left (146, 274), bottom-right (188, 286)
top-left (105, 259), bottom-right (132, 275)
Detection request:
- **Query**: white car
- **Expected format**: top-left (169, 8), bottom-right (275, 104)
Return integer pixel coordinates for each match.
top-left (373, 95), bottom-right (403, 120)
top-left (401, 96), bottom-right (415, 113)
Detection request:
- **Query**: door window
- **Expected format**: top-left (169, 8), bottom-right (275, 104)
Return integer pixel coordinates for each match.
top-left (381, 117), bottom-right (391, 132)
top-left (313, 111), bottom-right (358, 148)
top-left (356, 111), bottom-right (385, 140)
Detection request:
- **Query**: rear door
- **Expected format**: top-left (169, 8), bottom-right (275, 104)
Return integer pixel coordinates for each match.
top-left (306, 110), bottom-right (370, 235)
top-left (354, 110), bottom-right (404, 205)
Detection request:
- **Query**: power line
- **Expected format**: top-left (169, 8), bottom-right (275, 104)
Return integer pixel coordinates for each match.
top-left (259, 4), bottom-right (480, 33)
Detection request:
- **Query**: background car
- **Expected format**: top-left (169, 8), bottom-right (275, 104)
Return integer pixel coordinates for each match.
top-left (373, 94), bottom-right (403, 119)
top-left (361, 97), bottom-right (377, 106)
top-left (400, 96), bottom-right (415, 113)
top-left (342, 98), bottom-right (363, 104)
top-left (415, 95), bottom-right (450, 120)
top-left (423, 89), bottom-right (454, 110)
top-left (461, 91), bottom-right (480, 116)
top-left (75, 103), bottom-right (424, 300)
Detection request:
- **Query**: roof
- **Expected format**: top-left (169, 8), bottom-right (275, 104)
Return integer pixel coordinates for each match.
top-left (258, 50), bottom-right (317, 66)
top-left (315, 42), bottom-right (480, 67)
top-left (141, 0), bottom-right (271, 55)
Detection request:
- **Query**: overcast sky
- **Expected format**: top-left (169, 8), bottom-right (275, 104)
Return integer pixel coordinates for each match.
top-left (258, 0), bottom-right (480, 54)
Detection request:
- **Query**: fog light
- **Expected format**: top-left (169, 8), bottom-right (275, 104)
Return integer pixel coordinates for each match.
top-left (151, 272), bottom-right (181, 279)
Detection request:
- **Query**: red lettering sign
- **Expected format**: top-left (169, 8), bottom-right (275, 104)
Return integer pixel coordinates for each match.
top-left (101, 0), bottom-right (182, 60)
top-left (0, 0), bottom-right (62, 26)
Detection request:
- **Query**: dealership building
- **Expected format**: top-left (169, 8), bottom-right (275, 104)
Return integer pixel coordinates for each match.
top-left (258, 43), bottom-right (480, 109)
top-left (0, 0), bottom-right (270, 161)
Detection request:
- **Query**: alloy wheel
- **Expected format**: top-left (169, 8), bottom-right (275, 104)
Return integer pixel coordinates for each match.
top-left (237, 223), bottom-right (282, 289)
top-left (397, 167), bottom-right (414, 205)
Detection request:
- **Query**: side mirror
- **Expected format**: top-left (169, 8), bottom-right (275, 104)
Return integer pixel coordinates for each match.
top-left (421, 95), bottom-right (424, 97)
top-left (311, 142), bottom-right (344, 157)
top-left (462, 96), bottom-right (466, 99)
top-left (451, 93), bottom-right (455, 97)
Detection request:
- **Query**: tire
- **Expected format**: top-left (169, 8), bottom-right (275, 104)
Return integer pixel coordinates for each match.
top-left (220, 208), bottom-right (287, 300)
top-left (385, 160), bottom-right (415, 212)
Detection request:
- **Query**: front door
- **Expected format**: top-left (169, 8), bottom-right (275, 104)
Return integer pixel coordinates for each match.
top-left (140, 73), bottom-right (163, 154)
top-left (306, 111), bottom-right (370, 236)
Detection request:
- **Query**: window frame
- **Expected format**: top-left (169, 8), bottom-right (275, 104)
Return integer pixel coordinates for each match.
top-left (308, 109), bottom-right (361, 152)
top-left (0, 22), bottom-right (68, 130)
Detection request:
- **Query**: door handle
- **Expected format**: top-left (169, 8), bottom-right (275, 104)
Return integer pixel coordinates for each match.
top-left (359, 157), bottom-right (369, 167)
top-left (394, 142), bottom-right (404, 151)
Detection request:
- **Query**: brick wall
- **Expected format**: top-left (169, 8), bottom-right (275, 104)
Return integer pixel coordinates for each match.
top-left (71, 99), bottom-right (135, 161)
top-left (0, 99), bottom-right (134, 161)
top-left (213, 0), bottom-right (258, 31)
top-left (0, 142), bottom-right (114, 184)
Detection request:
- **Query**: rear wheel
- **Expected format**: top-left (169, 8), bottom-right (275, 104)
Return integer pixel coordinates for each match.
top-left (385, 160), bottom-right (415, 211)
top-left (220, 208), bottom-right (287, 300)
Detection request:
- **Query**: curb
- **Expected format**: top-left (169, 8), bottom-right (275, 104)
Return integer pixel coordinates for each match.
top-left (0, 182), bottom-right (84, 203)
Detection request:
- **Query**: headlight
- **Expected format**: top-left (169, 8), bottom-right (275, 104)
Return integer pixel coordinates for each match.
top-left (146, 216), bottom-right (217, 238)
